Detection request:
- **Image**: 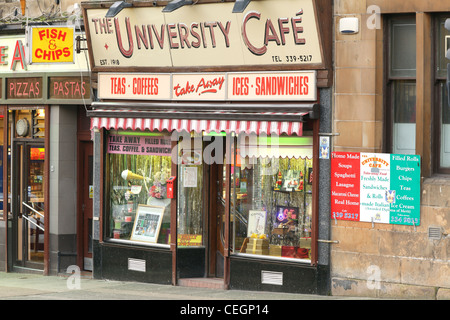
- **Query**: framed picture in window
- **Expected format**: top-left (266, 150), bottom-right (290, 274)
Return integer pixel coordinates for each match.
top-left (130, 205), bottom-right (165, 243)
top-left (247, 210), bottom-right (267, 237)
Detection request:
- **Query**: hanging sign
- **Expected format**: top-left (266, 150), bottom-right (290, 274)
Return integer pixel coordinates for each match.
top-left (29, 26), bottom-right (75, 64)
top-left (331, 152), bottom-right (421, 226)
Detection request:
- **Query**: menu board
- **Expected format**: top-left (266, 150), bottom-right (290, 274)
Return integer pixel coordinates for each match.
top-left (331, 152), bottom-right (421, 226)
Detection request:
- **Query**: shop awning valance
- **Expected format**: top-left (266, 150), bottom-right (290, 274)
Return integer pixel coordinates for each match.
top-left (88, 102), bottom-right (319, 136)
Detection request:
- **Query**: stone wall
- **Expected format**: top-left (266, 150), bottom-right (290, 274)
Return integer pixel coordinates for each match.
top-left (333, 0), bottom-right (383, 154)
top-left (0, 0), bottom-right (80, 19)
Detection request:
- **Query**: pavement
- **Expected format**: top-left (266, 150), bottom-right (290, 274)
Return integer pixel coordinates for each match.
top-left (1, 272), bottom-right (433, 320)
top-left (0, 271), bottom-right (366, 301)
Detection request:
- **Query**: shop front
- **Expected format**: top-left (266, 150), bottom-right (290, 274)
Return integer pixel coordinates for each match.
top-left (83, 0), bottom-right (332, 294)
top-left (0, 28), bottom-right (92, 275)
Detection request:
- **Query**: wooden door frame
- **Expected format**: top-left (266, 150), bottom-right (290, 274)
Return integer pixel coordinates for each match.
top-left (208, 162), bottom-right (217, 277)
top-left (207, 161), bottom-right (224, 277)
top-left (205, 135), bottom-right (229, 280)
top-left (14, 141), bottom-right (43, 268)
top-left (76, 135), bottom-right (92, 270)
top-left (223, 133), bottom-right (231, 289)
top-left (2, 106), bottom-right (7, 272)
top-left (5, 106), bottom-right (49, 273)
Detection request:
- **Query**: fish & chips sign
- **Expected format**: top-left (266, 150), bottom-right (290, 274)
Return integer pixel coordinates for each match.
top-left (29, 26), bottom-right (75, 64)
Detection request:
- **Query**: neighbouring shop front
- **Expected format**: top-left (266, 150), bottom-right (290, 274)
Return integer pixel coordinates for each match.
top-left (0, 27), bottom-right (92, 275)
top-left (83, 0), bottom-right (333, 294)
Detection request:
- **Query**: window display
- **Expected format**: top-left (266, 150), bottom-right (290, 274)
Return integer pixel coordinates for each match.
top-left (232, 135), bottom-right (314, 261)
top-left (106, 131), bottom-right (172, 245)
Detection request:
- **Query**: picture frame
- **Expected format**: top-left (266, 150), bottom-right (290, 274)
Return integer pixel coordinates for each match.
top-left (275, 206), bottom-right (299, 228)
top-left (130, 205), bottom-right (165, 243)
top-left (279, 170), bottom-right (304, 192)
top-left (247, 210), bottom-right (267, 237)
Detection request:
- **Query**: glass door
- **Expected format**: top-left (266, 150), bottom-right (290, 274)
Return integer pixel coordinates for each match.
top-left (176, 134), bottom-right (206, 279)
top-left (176, 133), bottom-right (229, 280)
top-left (13, 142), bottom-right (45, 270)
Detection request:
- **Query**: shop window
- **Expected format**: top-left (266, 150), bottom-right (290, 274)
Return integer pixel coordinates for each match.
top-left (390, 20), bottom-right (416, 78)
top-left (231, 134), bottom-right (314, 261)
top-left (387, 17), bottom-right (417, 155)
top-left (439, 84), bottom-right (450, 168)
top-left (13, 109), bottom-right (45, 139)
top-left (436, 16), bottom-right (450, 171)
top-left (392, 81), bottom-right (416, 155)
top-left (105, 131), bottom-right (172, 245)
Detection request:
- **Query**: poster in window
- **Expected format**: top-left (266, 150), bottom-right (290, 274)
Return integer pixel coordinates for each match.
top-left (275, 170), bottom-right (304, 192)
top-left (275, 206), bottom-right (299, 230)
top-left (247, 210), bottom-right (267, 237)
top-left (130, 205), bottom-right (165, 243)
top-left (183, 166), bottom-right (198, 187)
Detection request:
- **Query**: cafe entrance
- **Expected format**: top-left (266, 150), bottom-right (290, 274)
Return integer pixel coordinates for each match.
top-left (176, 133), bottom-right (230, 286)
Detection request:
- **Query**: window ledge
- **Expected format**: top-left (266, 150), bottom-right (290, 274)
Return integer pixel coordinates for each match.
top-left (423, 174), bottom-right (450, 186)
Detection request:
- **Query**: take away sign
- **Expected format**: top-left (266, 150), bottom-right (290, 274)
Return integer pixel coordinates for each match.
top-left (29, 26), bottom-right (75, 64)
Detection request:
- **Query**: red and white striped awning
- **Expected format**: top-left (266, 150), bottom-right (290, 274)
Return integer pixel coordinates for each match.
top-left (91, 113), bottom-right (304, 136)
top-left (88, 102), bottom-right (319, 136)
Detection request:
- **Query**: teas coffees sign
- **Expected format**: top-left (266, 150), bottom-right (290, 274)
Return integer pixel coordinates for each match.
top-left (331, 152), bottom-right (421, 226)
top-left (85, 0), bottom-right (322, 69)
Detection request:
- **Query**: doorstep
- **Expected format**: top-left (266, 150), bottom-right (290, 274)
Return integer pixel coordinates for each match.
top-left (178, 277), bottom-right (225, 290)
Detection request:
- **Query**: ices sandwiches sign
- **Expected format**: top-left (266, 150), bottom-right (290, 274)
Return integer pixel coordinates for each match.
top-left (331, 152), bottom-right (421, 226)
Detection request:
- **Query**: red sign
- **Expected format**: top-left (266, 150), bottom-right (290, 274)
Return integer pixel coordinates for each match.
top-left (331, 152), bottom-right (360, 221)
